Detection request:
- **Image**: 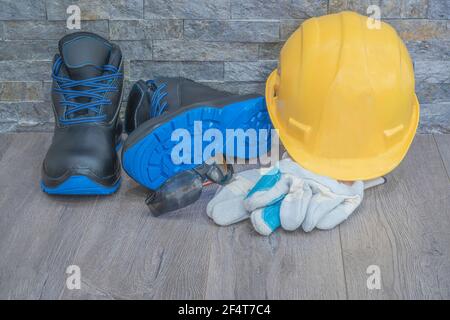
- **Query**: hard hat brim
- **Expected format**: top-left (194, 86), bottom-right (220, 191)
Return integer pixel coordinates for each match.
top-left (265, 70), bottom-right (420, 181)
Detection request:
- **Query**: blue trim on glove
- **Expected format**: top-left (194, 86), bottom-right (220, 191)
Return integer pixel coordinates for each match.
top-left (262, 195), bottom-right (284, 231)
top-left (246, 167), bottom-right (280, 199)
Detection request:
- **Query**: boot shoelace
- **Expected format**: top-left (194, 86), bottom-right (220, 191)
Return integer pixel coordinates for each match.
top-left (146, 80), bottom-right (168, 117)
top-left (52, 56), bottom-right (123, 125)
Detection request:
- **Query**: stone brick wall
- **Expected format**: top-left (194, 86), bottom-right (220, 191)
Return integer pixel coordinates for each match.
top-left (0, 0), bottom-right (448, 133)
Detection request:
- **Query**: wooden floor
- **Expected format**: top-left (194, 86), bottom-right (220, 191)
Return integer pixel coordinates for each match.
top-left (0, 133), bottom-right (449, 300)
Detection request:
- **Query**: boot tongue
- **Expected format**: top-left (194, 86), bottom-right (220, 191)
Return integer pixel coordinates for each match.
top-left (59, 34), bottom-right (111, 80)
top-left (58, 34), bottom-right (112, 118)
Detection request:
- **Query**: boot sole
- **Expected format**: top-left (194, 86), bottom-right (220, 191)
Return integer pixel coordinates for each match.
top-left (122, 96), bottom-right (272, 190)
top-left (41, 176), bottom-right (121, 195)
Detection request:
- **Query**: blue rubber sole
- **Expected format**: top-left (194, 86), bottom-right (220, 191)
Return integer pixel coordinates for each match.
top-left (41, 176), bottom-right (121, 195)
top-left (122, 97), bottom-right (272, 190)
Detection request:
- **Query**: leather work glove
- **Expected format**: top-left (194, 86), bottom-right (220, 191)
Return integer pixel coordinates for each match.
top-left (207, 157), bottom-right (384, 236)
top-left (245, 158), bottom-right (365, 235)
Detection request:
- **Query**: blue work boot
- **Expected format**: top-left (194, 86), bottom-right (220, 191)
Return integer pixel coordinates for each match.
top-left (122, 77), bottom-right (272, 190)
top-left (41, 32), bottom-right (124, 195)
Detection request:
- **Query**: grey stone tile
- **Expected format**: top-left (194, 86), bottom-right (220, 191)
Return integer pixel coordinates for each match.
top-left (130, 61), bottom-right (224, 81)
top-left (259, 43), bottom-right (283, 60)
top-left (0, 41), bottom-right (57, 61)
top-left (110, 20), bottom-right (182, 40)
top-left (384, 0), bottom-right (404, 19)
top-left (15, 122), bottom-right (54, 132)
top-left (0, 0), bottom-right (46, 20)
top-left (427, 0), bottom-right (450, 19)
top-left (200, 81), bottom-right (266, 95)
top-left (144, 0), bottom-right (230, 19)
top-left (184, 20), bottom-right (280, 42)
top-left (231, 0), bottom-right (327, 19)
top-left (3, 20), bottom-right (109, 40)
top-left (0, 82), bottom-right (44, 102)
top-left (406, 40), bottom-right (450, 61)
top-left (415, 60), bottom-right (450, 84)
top-left (43, 82), bottom-right (52, 102)
top-left (388, 19), bottom-right (449, 41)
top-left (329, 0), bottom-right (373, 15)
top-left (329, 0), bottom-right (403, 19)
top-left (46, 0), bottom-right (144, 20)
top-left (419, 102), bottom-right (450, 133)
top-left (0, 122), bottom-right (17, 132)
top-left (401, 0), bottom-right (429, 18)
top-left (14, 102), bottom-right (53, 125)
top-left (153, 40), bottom-right (259, 61)
top-left (122, 60), bottom-right (131, 80)
top-left (224, 61), bottom-right (277, 82)
top-left (416, 82), bottom-right (450, 104)
top-left (0, 61), bottom-right (52, 81)
top-left (114, 40), bottom-right (152, 60)
top-left (329, 0), bottom-right (428, 18)
top-left (0, 102), bottom-right (17, 121)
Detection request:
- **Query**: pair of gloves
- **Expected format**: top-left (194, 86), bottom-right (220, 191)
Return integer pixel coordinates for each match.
top-left (207, 156), bottom-right (382, 236)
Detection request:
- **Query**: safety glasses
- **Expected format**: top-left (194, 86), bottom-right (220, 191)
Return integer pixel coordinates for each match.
top-left (146, 162), bottom-right (234, 216)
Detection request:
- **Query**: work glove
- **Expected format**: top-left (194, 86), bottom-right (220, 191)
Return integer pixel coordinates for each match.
top-left (245, 158), bottom-right (365, 235)
top-left (208, 157), bottom-right (383, 236)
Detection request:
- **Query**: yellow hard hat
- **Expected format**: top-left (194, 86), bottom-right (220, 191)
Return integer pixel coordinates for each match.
top-left (266, 11), bottom-right (420, 181)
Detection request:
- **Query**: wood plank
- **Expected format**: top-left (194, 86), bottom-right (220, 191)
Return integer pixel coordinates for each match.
top-left (0, 133), bottom-right (14, 162)
top-left (0, 133), bottom-right (54, 299)
top-left (434, 134), bottom-right (450, 180)
top-left (0, 133), bottom-right (102, 299)
top-left (0, 133), bottom-right (213, 299)
top-left (205, 225), bottom-right (347, 299)
top-left (340, 135), bottom-right (450, 299)
top-left (60, 177), bottom-right (213, 299)
top-left (1, 133), bottom-right (448, 299)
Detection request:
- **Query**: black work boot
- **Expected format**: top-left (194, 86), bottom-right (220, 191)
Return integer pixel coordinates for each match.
top-left (41, 32), bottom-right (124, 195)
top-left (122, 77), bottom-right (272, 191)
